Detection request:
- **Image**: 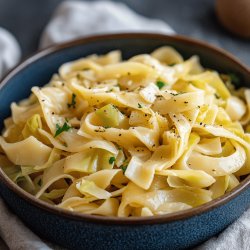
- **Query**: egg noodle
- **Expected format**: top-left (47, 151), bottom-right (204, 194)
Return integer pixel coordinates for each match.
top-left (1, 47), bottom-right (250, 217)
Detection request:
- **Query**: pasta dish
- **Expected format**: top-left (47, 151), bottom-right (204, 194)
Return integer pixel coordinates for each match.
top-left (1, 47), bottom-right (250, 217)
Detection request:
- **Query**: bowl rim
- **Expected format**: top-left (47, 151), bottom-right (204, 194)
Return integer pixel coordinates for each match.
top-left (0, 32), bottom-right (250, 225)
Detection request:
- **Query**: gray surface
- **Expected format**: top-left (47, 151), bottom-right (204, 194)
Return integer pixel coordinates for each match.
top-left (0, 0), bottom-right (249, 66)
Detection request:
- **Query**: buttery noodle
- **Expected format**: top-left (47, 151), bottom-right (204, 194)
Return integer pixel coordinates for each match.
top-left (1, 47), bottom-right (250, 217)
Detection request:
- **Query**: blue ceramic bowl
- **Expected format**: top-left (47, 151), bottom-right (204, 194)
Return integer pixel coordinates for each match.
top-left (0, 33), bottom-right (250, 250)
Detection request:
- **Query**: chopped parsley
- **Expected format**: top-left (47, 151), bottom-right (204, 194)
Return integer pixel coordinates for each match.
top-left (54, 122), bottom-right (71, 137)
top-left (120, 164), bottom-right (128, 174)
top-left (156, 81), bottom-right (166, 89)
top-left (67, 93), bottom-right (77, 109)
top-left (138, 103), bottom-right (142, 108)
top-left (109, 156), bottom-right (116, 164)
top-left (228, 73), bottom-right (240, 86)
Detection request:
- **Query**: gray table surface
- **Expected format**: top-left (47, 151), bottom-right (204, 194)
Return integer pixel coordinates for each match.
top-left (0, 0), bottom-right (249, 66)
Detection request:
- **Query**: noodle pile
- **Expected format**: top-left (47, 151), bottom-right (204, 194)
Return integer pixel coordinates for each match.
top-left (1, 47), bottom-right (250, 217)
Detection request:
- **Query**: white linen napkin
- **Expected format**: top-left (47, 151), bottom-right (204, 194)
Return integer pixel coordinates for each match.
top-left (0, 1), bottom-right (249, 250)
top-left (39, 0), bottom-right (174, 48)
top-left (0, 27), bottom-right (20, 78)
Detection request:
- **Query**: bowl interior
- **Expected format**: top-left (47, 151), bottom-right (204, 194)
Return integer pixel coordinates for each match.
top-left (0, 33), bottom-right (250, 131)
top-left (0, 33), bottom-right (250, 224)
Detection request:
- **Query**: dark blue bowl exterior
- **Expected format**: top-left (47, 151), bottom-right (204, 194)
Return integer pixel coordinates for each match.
top-left (1, 180), bottom-right (250, 250)
top-left (0, 34), bottom-right (250, 249)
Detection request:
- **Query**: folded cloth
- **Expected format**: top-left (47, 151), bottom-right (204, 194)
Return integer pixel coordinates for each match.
top-left (0, 27), bottom-right (20, 78)
top-left (39, 0), bottom-right (175, 48)
top-left (0, 1), bottom-right (249, 250)
top-left (0, 199), bottom-right (52, 250)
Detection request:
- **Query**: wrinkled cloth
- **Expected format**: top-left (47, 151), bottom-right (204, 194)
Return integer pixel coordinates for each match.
top-left (0, 1), bottom-right (249, 250)
top-left (39, 0), bottom-right (174, 48)
top-left (0, 199), bottom-right (52, 250)
top-left (0, 27), bottom-right (20, 78)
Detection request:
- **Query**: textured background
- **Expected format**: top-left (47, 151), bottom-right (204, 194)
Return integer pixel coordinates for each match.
top-left (0, 0), bottom-right (249, 66)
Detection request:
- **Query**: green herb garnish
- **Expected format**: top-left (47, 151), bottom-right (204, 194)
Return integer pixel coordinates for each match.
top-left (120, 165), bottom-right (128, 174)
top-left (138, 103), bottom-right (142, 108)
top-left (156, 81), bottom-right (166, 89)
top-left (54, 122), bottom-right (71, 137)
top-left (109, 156), bottom-right (116, 164)
top-left (228, 73), bottom-right (240, 86)
top-left (67, 93), bottom-right (77, 108)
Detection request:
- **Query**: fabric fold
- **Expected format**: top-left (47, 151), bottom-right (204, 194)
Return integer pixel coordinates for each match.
top-left (39, 0), bottom-right (174, 48)
top-left (0, 27), bottom-right (21, 79)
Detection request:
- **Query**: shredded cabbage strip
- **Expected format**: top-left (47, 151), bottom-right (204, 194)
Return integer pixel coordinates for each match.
top-left (1, 46), bottom-right (250, 217)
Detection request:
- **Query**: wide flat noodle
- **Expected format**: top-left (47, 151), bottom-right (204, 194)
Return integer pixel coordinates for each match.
top-left (0, 136), bottom-right (51, 165)
top-left (1, 47), bottom-right (250, 217)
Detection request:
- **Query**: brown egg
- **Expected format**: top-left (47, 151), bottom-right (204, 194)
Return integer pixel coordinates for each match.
top-left (216, 0), bottom-right (250, 38)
